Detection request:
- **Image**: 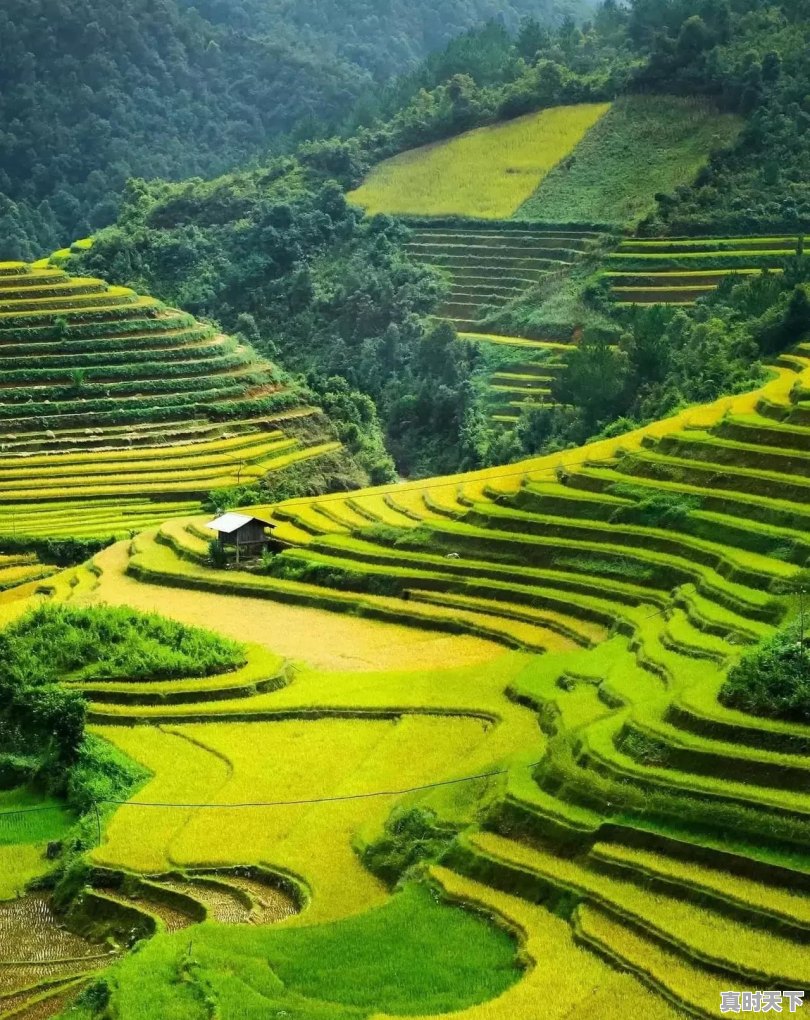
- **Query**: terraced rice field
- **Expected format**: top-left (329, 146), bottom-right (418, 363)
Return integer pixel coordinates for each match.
top-left (0, 261), bottom-right (344, 548)
top-left (49, 337), bottom-right (810, 1017)
top-left (606, 236), bottom-right (800, 305)
top-left (403, 224), bottom-right (599, 423)
top-left (458, 332), bottom-right (571, 424)
top-left (406, 225), bottom-right (603, 331)
top-left (0, 867), bottom-right (299, 1017)
top-left (347, 104), bottom-right (610, 219)
top-left (0, 552), bottom-right (58, 591)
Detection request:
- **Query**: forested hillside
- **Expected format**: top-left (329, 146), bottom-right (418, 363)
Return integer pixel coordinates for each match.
top-left (181, 0), bottom-right (579, 77)
top-left (0, 0), bottom-right (574, 259)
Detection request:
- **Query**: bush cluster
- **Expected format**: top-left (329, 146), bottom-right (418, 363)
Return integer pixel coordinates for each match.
top-left (721, 624), bottom-right (810, 723)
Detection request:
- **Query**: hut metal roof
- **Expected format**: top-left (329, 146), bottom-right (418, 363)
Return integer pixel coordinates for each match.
top-left (205, 512), bottom-right (274, 534)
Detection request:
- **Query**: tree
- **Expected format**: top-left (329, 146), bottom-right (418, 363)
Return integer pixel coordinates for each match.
top-left (554, 330), bottom-right (629, 434)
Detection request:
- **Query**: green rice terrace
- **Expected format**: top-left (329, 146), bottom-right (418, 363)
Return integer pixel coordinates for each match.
top-left (606, 236), bottom-right (802, 306)
top-left (405, 224), bottom-right (605, 333)
top-left (0, 258), bottom-right (345, 553)
top-left (347, 95), bottom-right (754, 428)
top-left (0, 331), bottom-right (805, 1017)
top-left (1, 53), bottom-right (810, 1019)
top-left (404, 224), bottom-right (599, 423)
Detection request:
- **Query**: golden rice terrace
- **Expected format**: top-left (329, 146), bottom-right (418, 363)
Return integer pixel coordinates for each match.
top-left (0, 259), bottom-right (343, 543)
top-left (87, 339), bottom-right (810, 1018)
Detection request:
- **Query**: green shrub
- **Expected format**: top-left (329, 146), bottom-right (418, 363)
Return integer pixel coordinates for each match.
top-left (0, 536), bottom-right (112, 566)
top-left (209, 538), bottom-right (229, 568)
top-left (607, 483), bottom-right (701, 527)
top-left (720, 624), bottom-right (810, 722)
top-left (1, 603), bottom-right (246, 683)
top-left (361, 807), bottom-right (458, 886)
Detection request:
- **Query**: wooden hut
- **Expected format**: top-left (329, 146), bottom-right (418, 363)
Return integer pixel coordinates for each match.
top-left (205, 512), bottom-right (276, 563)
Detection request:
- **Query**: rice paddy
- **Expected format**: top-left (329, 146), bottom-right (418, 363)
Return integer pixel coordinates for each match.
top-left (0, 261), bottom-right (345, 548)
top-left (405, 223), bottom-right (603, 330)
top-left (348, 104), bottom-right (610, 219)
top-left (606, 236), bottom-right (800, 305)
top-left (3, 127), bottom-right (810, 1016)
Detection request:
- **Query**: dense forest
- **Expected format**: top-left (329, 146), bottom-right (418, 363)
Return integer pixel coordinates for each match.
top-left (2, 0), bottom-right (808, 256)
top-left (0, 0), bottom-right (576, 257)
top-left (74, 166), bottom-right (480, 478)
top-left (180, 0), bottom-right (579, 78)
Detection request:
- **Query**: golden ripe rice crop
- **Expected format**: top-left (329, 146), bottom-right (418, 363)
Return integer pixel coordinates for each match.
top-left (94, 716), bottom-right (490, 921)
top-left (347, 104), bottom-right (610, 219)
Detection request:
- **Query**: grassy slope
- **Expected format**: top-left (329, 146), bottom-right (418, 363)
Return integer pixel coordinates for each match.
top-left (97, 884), bottom-right (521, 1020)
top-left (0, 790), bottom-right (75, 898)
top-left (348, 104), bottom-right (610, 219)
top-left (516, 95), bottom-right (743, 227)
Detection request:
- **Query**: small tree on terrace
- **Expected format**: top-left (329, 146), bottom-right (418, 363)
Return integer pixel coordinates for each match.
top-left (554, 329), bottom-right (630, 435)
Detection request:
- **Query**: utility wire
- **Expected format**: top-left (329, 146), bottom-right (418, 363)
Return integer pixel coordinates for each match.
top-left (99, 762), bottom-right (542, 807)
top-left (0, 759), bottom-right (547, 816)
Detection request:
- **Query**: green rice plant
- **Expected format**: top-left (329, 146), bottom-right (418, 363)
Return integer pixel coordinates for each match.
top-left (0, 287), bottom-right (136, 314)
top-left (95, 715), bottom-right (491, 921)
top-left (574, 901), bottom-right (730, 1019)
top-left (608, 251), bottom-right (794, 272)
top-left (0, 350), bottom-right (251, 387)
top-left (459, 831), bottom-right (810, 986)
top-left (617, 447), bottom-right (810, 506)
top-left (588, 841), bottom-right (810, 932)
top-left (669, 674), bottom-right (810, 755)
top-left (433, 868), bottom-right (684, 1020)
top-left (572, 711), bottom-right (810, 840)
top-left (348, 104), bottom-right (610, 219)
top-left (620, 237), bottom-right (800, 253)
top-left (99, 883), bottom-right (521, 1020)
top-left (656, 430), bottom-right (810, 475)
top-left (0, 430), bottom-right (286, 473)
top-left (0, 437), bottom-right (296, 482)
top-left (0, 296), bottom-right (159, 327)
top-left (0, 788), bottom-right (74, 848)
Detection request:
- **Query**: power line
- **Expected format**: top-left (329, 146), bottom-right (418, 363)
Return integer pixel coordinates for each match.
top-left (0, 759), bottom-right (545, 817)
top-left (98, 761), bottom-right (544, 809)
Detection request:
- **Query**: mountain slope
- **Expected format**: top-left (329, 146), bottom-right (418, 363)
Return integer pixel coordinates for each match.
top-left (183, 0), bottom-right (581, 78)
top-left (0, 253), bottom-right (357, 541)
top-left (0, 0), bottom-right (573, 258)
